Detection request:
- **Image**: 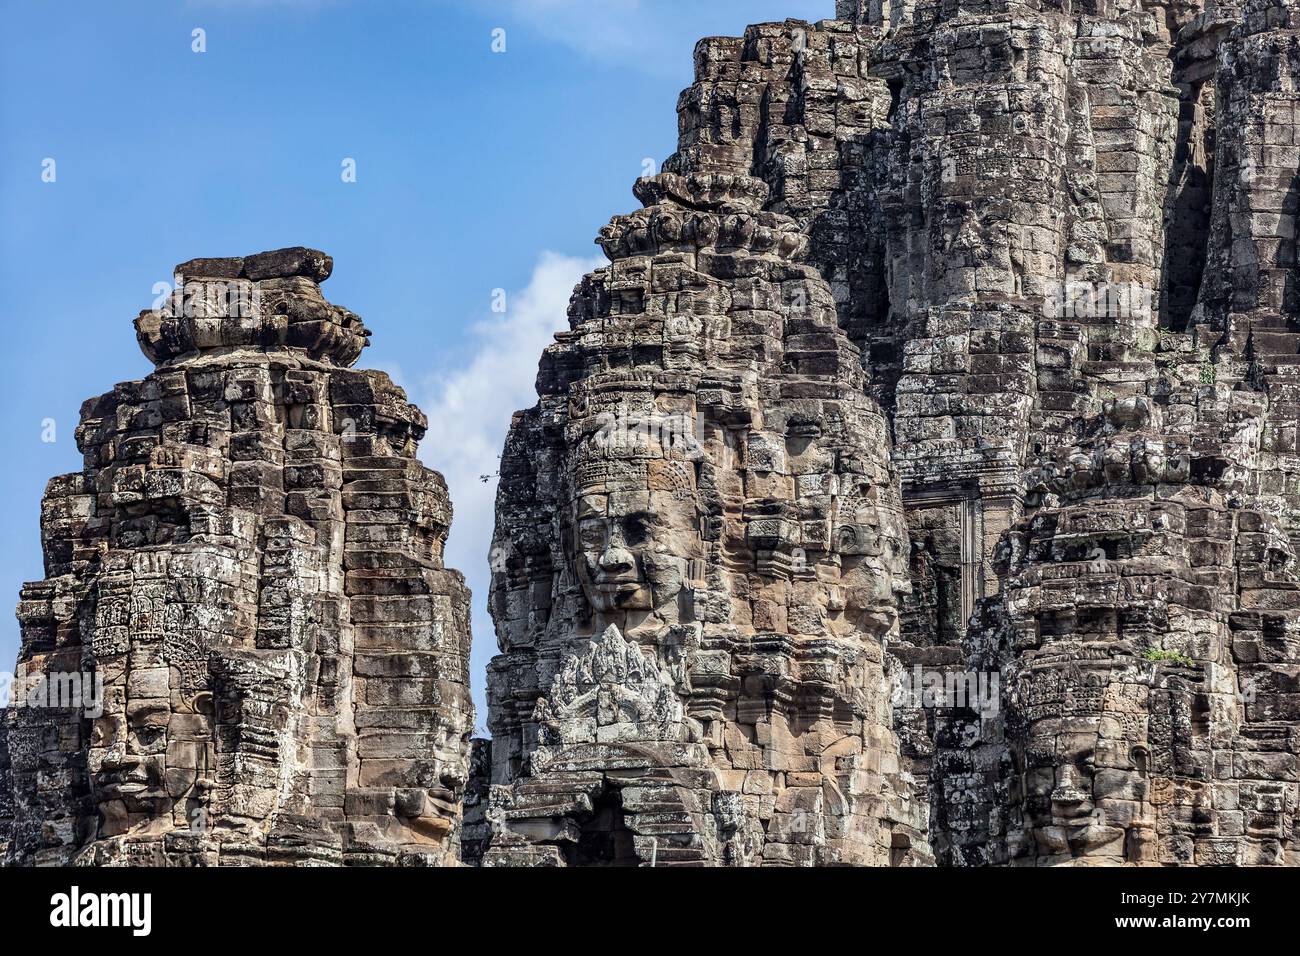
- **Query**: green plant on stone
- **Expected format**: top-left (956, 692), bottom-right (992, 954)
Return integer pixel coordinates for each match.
top-left (1143, 648), bottom-right (1195, 667)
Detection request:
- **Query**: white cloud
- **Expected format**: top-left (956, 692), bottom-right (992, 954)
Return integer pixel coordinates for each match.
top-left (494, 0), bottom-right (660, 66)
top-left (415, 250), bottom-right (604, 724)
top-left (183, 0), bottom-right (670, 76)
top-left (185, 0), bottom-right (829, 76)
top-left (483, 0), bottom-right (832, 74)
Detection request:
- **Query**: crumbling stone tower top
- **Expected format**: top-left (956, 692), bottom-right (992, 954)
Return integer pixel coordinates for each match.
top-left (133, 246), bottom-right (371, 367)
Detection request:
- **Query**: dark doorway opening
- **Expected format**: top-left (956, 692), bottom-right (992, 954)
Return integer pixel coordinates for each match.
top-left (564, 790), bottom-right (640, 867)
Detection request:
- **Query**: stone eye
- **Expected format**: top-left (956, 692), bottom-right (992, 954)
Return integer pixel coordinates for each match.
top-left (623, 514), bottom-right (650, 546)
top-left (132, 726), bottom-right (166, 751)
top-left (578, 521), bottom-right (607, 550)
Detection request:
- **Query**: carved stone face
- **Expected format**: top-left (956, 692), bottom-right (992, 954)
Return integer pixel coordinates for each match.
top-left (570, 442), bottom-right (703, 620)
top-left (93, 698), bottom-right (169, 806)
top-left (90, 665), bottom-right (217, 834)
top-left (573, 486), bottom-right (700, 616)
top-left (87, 566), bottom-right (222, 837)
top-left (1011, 655), bottom-right (1149, 862)
top-left (575, 493), bottom-right (652, 611)
top-left (1047, 734), bottom-right (1098, 825)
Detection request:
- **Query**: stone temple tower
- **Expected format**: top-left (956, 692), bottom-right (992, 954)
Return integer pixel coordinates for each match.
top-left (475, 0), bottom-right (1300, 866)
top-left (479, 173), bottom-right (929, 866)
top-left (6, 0), bottom-right (1300, 870)
top-left (0, 248), bottom-right (473, 866)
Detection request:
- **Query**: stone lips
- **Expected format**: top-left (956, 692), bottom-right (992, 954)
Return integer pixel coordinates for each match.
top-left (1, 248), bottom-right (473, 866)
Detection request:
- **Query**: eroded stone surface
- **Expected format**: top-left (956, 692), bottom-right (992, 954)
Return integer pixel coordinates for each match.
top-left (6, 0), bottom-right (1300, 869)
top-left (1, 249), bottom-right (472, 866)
top-left (478, 0), bottom-right (1300, 866)
top-left (480, 171), bottom-right (928, 867)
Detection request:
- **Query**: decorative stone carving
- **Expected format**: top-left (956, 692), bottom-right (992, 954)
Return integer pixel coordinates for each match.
top-left (477, 0), bottom-right (1300, 867)
top-left (481, 169), bottom-right (926, 867)
top-left (534, 625), bottom-right (687, 747)
top-left (1, 249), bottom-right (473, 866)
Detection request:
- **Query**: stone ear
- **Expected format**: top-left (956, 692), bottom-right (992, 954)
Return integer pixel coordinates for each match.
top-left (192, 692), bottom-right (214, 720)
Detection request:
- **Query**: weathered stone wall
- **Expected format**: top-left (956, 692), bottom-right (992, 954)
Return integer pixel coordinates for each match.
top-left (2, 248), bottom-right (473, 866)
top-left (6, 0), bottom-right (1299, 869)
top-left (481, 173), bottom-right (928, 866)
top-left (480, 0), bottom-right (1300, 866)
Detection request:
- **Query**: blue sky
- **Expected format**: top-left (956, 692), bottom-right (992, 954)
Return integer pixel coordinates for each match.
top-left (0, 0), bottom-right (829, 725)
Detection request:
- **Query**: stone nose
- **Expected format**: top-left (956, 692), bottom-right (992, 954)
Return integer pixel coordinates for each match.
top-left (99, 752), bottom-right (128, 771)
top-left (598, 546), bottom-right (636, 575)
top-left (1050, 765), bottom-right (1088, 804)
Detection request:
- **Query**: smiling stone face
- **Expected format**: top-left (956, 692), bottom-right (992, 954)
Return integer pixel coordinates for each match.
top-left (90, 682), bottom-right (218, 839)
top-left (1006, 655), bottom-right (1150, 863)
top-left (570, 440), bottom-right (703, 622)
top-left (80, 555), bottom-right (242, 846)
top-left (575, 494), bottom-right (653, 612)
top-left (91, 698), bottom-right (170, 808)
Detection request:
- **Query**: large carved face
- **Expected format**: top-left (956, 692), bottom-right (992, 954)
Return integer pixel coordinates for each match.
top-left (89, 664), bottom-right (216, 836)
top-left (570, 430), bottom-right (703, 621)
top-left (573, 486), bottom-right (701, 616)
top-left (1009, 651), bottom-right (1153, 863)
top-left (91, 695), bottom-right (168, 807)
top-left (575, 492), bottom-right (654, 611)
top-left (87, 562), bottom-right (222, 837)
top-left (1009, 662), bottom-right (1100, 860)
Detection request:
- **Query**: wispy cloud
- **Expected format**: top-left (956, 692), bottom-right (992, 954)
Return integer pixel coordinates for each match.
top-left (414, 250), bottom-right (604, 719)
top-left (182, 0), bottom-right (678, 75)
top-left (184, 0), bottom-right (828, 76)
top-left (495, 0), bottom-right (656, 64)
